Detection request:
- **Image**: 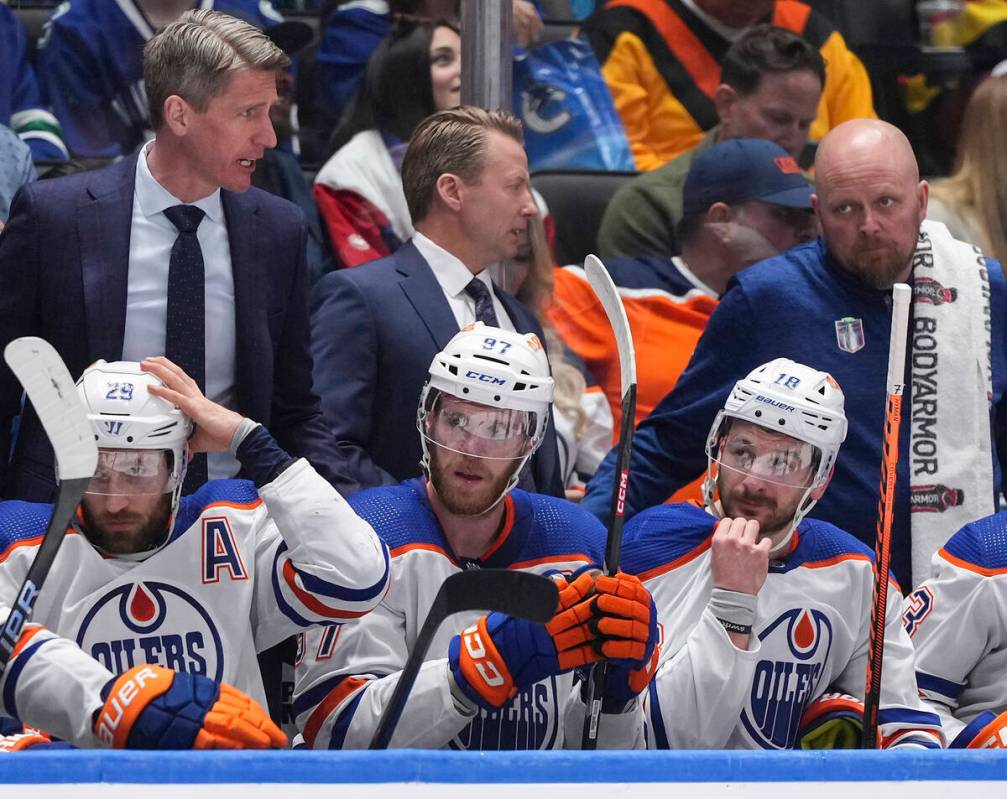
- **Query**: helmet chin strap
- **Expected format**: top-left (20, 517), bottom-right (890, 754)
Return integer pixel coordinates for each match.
top-left (704, 455), bottom-right (821, 558)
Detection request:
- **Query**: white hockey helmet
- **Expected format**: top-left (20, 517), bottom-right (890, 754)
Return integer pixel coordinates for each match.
top-left (417, 323), bottom-right (554, 507)
top-left (703, 358), bottom-right (848, 536)
top-left (74, 361), bottom-right (192, 522)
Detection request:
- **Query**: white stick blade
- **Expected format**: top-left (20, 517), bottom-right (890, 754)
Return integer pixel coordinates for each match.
top-left (887, 283), bottom-right (912, 395)
top-left (583, 254), bottom-right (637, 393)
top-left (4, 337), bottom-right (98, 481)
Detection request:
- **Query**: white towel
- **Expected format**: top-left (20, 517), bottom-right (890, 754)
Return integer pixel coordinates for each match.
top-left (909, 220), bottom-right (995, 585)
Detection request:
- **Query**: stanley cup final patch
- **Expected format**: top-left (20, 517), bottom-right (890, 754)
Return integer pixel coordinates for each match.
top-left (835, 317), bottom-right (865, 353)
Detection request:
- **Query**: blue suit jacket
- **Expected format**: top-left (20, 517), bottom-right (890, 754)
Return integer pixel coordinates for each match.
top-left (0, 154), bottom-right (349, 501)
top-left (310, 241), bottom-right (564, 497)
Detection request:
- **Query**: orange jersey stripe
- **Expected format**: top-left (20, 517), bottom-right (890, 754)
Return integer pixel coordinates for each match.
top-left (938, 547), bottom-right (1007, 577)
top-left (304, 676), bottom-right (368, 749)
top-left (281, 560), bottom-right (372, 620)
top-left (9, 624), bottom-right (45, 662)
top-left (390, 542), bottom-right (455, 562)
top-left (772, 1), bottom-right (813, 34)
top-left (608, 0), bottom-right (723, 99)
top-left (636, 534), bottom-right (713, 582)
top-left (508, 553), bottom-right (596, 572)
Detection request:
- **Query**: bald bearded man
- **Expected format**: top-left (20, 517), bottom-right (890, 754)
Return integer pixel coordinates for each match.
top-left (583, 119), bottom-right (1007, 590)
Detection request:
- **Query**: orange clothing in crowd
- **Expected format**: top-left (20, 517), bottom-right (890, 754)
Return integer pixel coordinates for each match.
top-left (548, 256), bottom-right (718, 502)
top-left (584, 0), bottom-right (875, 170)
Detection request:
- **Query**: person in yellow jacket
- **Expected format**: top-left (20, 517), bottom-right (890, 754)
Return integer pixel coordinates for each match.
top-left (584, 0), bottom-right (876, 170)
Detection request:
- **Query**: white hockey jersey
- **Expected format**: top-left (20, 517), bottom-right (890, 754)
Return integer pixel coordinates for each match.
top-left (596, 503), bottom-right (943, 750)
top-left (0, 459), bottom-right (389, 748)
top-left (904, 511), bottom-right (1007, 743)
top-left (293, 478), bottom-right (606, 750)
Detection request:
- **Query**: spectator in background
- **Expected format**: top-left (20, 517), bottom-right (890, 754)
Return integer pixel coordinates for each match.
top-left (512, 213), bottom-right (614, 497)
top-left (583, 0), bottom-right (874, 171)
top-left (310, 106), bottom-right (564, 497)
top-left (0, 3), bottom-right (67, 161)
top-left (0, 124), bottom-right (36, 225)
top-left (37, 0), bottom-right (287, 158)
top-left (0, 10), bottom-right (348, 503)
top-left (313, 18), bottom-right (460, 268)
top-left (927, 74), bottom-right (1007, 270)
top-left (551, 138), bottom-right (814, 502)
top-left (583, 119), bottom-right (1007, 591)
top-left (316, 0), bottom-right (541, 125)
top-left (596, 25), bottom-right (823, 261)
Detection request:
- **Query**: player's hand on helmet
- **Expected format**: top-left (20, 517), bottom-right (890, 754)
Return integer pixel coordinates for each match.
top-left (93, 664), bottom-right (286, 750)
top-left (142, 357), bottom-right (243, 452)
top-left (711, 517), bottom-right (771, 596)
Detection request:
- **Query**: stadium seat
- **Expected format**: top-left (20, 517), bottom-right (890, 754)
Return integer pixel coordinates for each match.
top-left (531, 168), bottom-right (637, 267)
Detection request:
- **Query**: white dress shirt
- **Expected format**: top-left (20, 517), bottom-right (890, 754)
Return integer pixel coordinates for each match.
top-left (411, 232), bottom-right (516, 332)
top-left (123, 143), bottom-right (239, 479)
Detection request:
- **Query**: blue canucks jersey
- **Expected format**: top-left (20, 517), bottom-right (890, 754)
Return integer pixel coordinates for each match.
top-left (37, 0), bottom-right (284, 158)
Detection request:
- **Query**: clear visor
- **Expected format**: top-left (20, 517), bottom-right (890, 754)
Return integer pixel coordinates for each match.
top-left (86, 449), bottom-right (177, 497)
top-left (422, 394), bottom-right (535, 461)
top-left (708, 420), bottom-right (821, 490)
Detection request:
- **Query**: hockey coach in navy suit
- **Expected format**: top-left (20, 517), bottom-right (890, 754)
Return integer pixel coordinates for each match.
top-left (0, 10), bottom-right (349, 501)
top-left (310, 106), bottom-right (564, 497)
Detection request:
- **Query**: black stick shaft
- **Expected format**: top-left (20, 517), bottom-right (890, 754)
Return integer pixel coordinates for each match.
top-left (0, 478), bottom-right (91, 676)
top-left (581, 384), bottom-right (637, 749)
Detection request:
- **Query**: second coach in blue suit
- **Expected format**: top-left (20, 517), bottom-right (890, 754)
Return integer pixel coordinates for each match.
top-left (0, 10), bottom-right (348, 501)
top-left (311, 107), bottom-right (564, 497)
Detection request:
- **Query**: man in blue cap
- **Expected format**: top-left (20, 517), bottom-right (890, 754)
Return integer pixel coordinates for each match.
top-left (583, 118), bottom-right (1007, 594)
top-left (550, 137), bottom-right (814, 470)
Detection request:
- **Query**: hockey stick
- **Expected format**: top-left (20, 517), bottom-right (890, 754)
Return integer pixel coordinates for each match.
top-left (0, 338), bottom-right (98, 678)
top-left (862, 283), bottom-right (912, 749)
top-left (369, 568), bottom-right (558, 749)
top-left (580, 253), bottom-right (638, 749)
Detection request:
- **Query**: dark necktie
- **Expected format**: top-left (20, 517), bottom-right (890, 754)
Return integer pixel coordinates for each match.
top-left (464, 277), bottom-right (500, 327)
top-left (163, 204), bottom-right (208, 494)
top-left (463, 277), bottom-right (537, 491)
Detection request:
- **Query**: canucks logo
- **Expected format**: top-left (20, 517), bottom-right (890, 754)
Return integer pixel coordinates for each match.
top-left (76, 580), bottom-right (224, 680)
top-left (739, 608), bottom-right (832, 748)
top-left (449, 678), bottom-right (560, 750)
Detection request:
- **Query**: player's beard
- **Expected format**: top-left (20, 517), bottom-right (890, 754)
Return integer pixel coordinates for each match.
top-left (81, 494), bottom-right (173, 556)
top-left (429, 447), bottom-right (517, 517)
top-left (720, 485), bottom-right (798, 543)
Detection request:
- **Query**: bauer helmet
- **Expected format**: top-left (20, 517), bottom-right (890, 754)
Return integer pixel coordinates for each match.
top-left (417, 323), bottom-right (554, 511)
top-left (702, 358), bottom-right (848, 539)
top-left (74, 361), bottom-right (192, 530)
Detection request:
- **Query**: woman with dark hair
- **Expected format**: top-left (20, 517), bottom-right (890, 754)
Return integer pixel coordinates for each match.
top-left (313, 18), bottom-right (461, 268)
top-left (315, 0), bottom-right (541, 121)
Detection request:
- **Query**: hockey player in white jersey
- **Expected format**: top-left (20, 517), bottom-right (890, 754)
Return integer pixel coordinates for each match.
top-left (904, 513), bottom-right (1007, 748)
top-left (592, 358), bottom-right (944, 750)
top-left (293, 324), bottom-right (657, 749)
top-left (0, 357), bottom-right (389, 750)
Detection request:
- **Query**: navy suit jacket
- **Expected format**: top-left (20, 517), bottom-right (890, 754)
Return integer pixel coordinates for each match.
top-left (0, 154), bottom-right (349, 501)
top-left (310, 240), bottom-right (564, 497)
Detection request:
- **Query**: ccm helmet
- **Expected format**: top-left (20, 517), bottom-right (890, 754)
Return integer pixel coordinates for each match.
top-left (418, 323), bottom-right (554, 508)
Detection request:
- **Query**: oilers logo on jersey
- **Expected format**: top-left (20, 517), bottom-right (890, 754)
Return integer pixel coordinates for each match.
top-left (740, 608), bottom-right (832, 748)
top-left (451, 678), bottom-right (560, 750)
top-left (75, 580), bottom-right (224, 681)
